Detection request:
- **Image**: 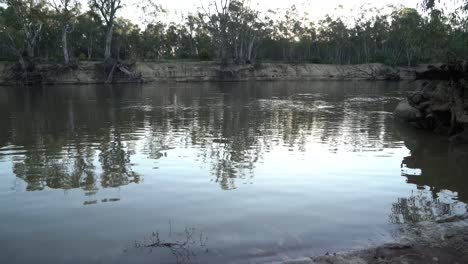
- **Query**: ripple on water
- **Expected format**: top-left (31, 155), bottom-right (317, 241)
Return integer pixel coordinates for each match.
top-left (0, 81), bottom-right (466, 264)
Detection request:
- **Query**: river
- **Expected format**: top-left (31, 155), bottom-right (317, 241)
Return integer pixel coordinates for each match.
top-left (0, 81), bottom-right (467, 264)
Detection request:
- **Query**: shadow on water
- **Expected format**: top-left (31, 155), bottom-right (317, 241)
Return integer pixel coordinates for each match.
top-left (390, 124), bottom-right (468, 224)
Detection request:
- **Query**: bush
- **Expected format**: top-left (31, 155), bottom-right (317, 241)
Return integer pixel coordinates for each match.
top-left (308, 57), bottom-right (322, 64)
top-left (78, 53), bottom-right (87, 61)
top-left (198, 49), bottom-right (212, 61)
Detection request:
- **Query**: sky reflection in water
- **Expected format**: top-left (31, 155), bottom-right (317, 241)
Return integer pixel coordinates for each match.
top-left (0, 81), bottom-right (467, 264)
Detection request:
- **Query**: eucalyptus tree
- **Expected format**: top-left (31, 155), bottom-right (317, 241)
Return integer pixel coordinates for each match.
top-left (113, 17), bottom-right (140, 60)
top-left (0, 0), bottom-right (47, 71)
top-left (71, 10), bottom-right (102, 60)
top-left (390, 8), bottom-right (423, 66)
top-left (140, 22), bottom-right (165, 59)
top-left (200, 0), bottom-right (231, 64)
top-left (423, 0), bottom-right (468, 11)
top-left (50, 0), bottom-right (80, 64)
top-left (423, 0), bottom-right (467, 61)
top-left (0, 0), bottom-right (47, 57)
top-left (227, 0), bottom-right (263, 63)
top-left (89, 0), bottom-right (123, 61)
top-left (185, 14), bottom-right (200, 56)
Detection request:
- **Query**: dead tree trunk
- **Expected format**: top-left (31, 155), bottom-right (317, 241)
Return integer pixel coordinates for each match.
top-left (106, 62), bottom-right (117, 83)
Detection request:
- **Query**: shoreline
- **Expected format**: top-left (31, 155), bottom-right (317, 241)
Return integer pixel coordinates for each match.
top-left (0, 61), bottom-right (424, 86)
top-left (283, 214), bottom-right (468, 264)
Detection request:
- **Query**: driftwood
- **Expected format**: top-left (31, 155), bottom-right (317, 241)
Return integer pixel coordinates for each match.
top-left (105, 62), bottom-right (117, 83)
top-left (104, 59), bottom-right (143, 83)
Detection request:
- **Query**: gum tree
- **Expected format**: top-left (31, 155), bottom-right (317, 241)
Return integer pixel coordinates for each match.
top-left (50, 0), bottom-right (80, 64)
top-left (89, 0), bottom-right (122, 61)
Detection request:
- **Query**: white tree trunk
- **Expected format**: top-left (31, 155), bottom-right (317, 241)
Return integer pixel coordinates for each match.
top-left (406, 49), bottom-right (413, 67)
top-left (62, 26), bottom-right (70, 64)
top-left (88, 34), bottom-right (93, 60)
top-left (27, 44), bottom-right (34, 58)
top-left (104, 25), bottom-right (114, 60)
top-left (247, 37), bottom-right (255, 62)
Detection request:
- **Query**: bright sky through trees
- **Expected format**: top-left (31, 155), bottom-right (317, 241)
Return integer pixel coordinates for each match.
top-left (1, 0), bottom-right (465, 65)
top-left (119, 0), bottom-right (457, 25)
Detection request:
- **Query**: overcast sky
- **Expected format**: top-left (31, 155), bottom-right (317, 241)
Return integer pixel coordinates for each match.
top-left (110, 0), bottom-right (457, 25)
top-left (122, 0), bottom-right (419, 20)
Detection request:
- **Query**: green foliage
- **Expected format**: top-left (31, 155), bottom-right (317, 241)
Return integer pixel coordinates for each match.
top-left (308, 57), bottom-right (323, 64)
top-left (0, 0), bottom-right (467, 65)
top-left (423, 0), bottom-right (468, 11)
top-left (198, 49), bottom-right (212, 61)
top-left (78, 53), bottom-right (86, 61)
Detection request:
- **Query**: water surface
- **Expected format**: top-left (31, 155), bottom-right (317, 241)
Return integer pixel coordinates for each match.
top-left (0, 81), bottom-right (467, 264)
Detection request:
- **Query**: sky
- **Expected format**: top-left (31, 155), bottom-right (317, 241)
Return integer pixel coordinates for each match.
top-left (119, 0), bottom-right (431, 25)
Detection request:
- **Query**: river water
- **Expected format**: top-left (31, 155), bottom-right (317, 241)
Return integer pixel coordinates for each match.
top-left (0, 81), bottom-right (467, 264)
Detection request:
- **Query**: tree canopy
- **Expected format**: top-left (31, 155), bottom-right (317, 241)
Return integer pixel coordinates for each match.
top-left (0, 0), bottom-right (467, 66)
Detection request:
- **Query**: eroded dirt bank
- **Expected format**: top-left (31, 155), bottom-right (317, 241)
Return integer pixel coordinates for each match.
top-left (393, 62), bottom-right (468, 143)
top-left (283, 214), bottom-right (468, 264)
top-left (0, 61), bottom-right (423, 85)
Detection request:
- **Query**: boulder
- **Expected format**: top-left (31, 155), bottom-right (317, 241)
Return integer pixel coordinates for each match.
top-left (450, 130), bottom-right (468, 143)
top-left (394, 100), bottom-right (422, 122)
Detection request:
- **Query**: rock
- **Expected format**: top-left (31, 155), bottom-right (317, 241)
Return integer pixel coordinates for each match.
top-left (436, 213), bottom-right (468, 223)
top-left (394, 100), bottom-right (422, 122)
top-left (283, 258), bottom-right (313, 264)
top-left (307, 255), bottom-right (367, 264)
top-left (382, 243), bottom-right (413, 250)
top-left (450, 131), bottom-right (468, 143)
top-left (283, 212), bottom-right (468, 264)
top-left (431, 103), bottom-right (451, 112)
top-left (418, 101), bottom-right (433, 110)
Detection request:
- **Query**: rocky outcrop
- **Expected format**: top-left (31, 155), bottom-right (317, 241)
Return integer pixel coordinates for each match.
top-left (0, 61), bottom-right (421, 85)
top-left (394, 100), bottom-right (422, 122)
top-left (393, 62), bottom-right (468, 141)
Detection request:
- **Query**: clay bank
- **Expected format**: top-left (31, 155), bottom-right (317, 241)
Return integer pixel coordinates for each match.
top-left (0, 61), bottom-right (423, 85)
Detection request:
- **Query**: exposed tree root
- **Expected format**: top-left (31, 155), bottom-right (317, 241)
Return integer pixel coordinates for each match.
top-left (103, 58), bottom-right (144, 83)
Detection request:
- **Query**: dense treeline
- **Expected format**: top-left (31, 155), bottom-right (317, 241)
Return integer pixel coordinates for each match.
top-left (0, 0), bottom-right (467, 67)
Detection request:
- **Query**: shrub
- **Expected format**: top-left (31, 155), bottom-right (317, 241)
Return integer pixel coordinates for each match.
top-left (198, 49), bottom-right (212, 61)
top-left (78, 53), bottom-right (87, 61)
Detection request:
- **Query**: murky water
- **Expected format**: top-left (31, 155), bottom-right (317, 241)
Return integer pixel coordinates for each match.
top-left (0, 81), bottom-right (467, 264)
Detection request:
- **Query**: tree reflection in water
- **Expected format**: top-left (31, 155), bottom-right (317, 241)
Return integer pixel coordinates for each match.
top-left (392, 124), bottom-right (468, 224)
top-left (99, 129), bottom-right (140, 188)
top-left (0, 82), bottom-right (429, 195)
top-left (389, 189), bottom-right (465, 224)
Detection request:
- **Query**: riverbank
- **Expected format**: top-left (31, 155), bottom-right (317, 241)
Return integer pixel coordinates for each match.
top-left (283, 214), bottom-right (468, 264)
top-left (0, 61), bottom-right (425, 85)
